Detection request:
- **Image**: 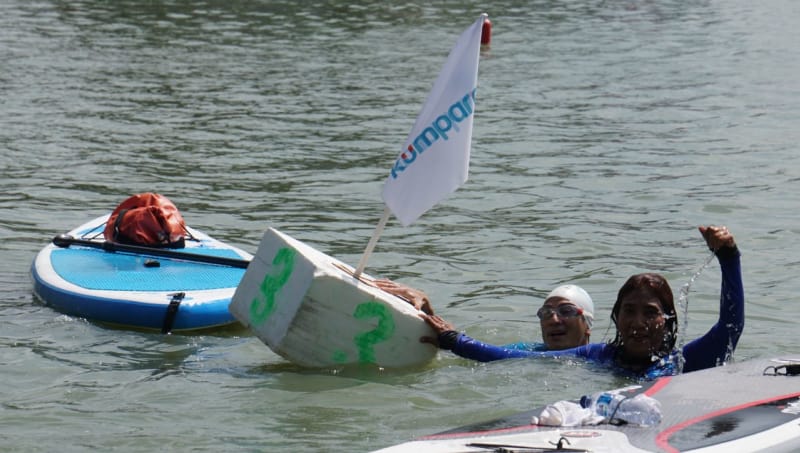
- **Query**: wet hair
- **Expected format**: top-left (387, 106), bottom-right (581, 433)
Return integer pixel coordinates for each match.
top-left (609, 273), bottom-right (678, 355)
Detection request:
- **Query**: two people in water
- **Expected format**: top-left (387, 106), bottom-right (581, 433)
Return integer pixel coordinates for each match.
top-left (377, 225), bottom-right (743, 379)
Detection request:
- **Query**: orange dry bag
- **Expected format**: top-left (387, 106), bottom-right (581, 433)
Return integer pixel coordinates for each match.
top-left (103, 193), bottom-right (187, 248)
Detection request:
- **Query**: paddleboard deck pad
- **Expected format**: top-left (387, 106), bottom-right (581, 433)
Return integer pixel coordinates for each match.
top-left (31, 215), bottom-right (253, 332)
top-left (374, 357), bottom-right (800, 452)
top-left (229, 227), bottom-right (437, 368)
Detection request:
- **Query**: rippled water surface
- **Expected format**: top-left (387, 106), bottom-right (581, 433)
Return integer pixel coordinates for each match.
top-left (2, 0), bottom-right (800, 451)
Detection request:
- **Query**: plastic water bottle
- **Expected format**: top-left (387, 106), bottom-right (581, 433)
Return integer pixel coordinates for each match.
top-left (579, 392), bottom-right (662, 426)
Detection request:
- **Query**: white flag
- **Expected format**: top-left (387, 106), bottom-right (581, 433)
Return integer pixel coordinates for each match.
top-left (382, 14), bottom-right (486, 227)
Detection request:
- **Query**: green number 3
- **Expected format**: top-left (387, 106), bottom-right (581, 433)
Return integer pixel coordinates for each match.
top-left (353, 302), bottom-right (395, 364)
top-left (249, 247), bottom-right (295, 325)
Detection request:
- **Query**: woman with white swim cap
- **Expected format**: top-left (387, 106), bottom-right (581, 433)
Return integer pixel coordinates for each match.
top-left (535, 284), bottom-right (594, 350)
top-left (373, 281), bottom-right (595, 351)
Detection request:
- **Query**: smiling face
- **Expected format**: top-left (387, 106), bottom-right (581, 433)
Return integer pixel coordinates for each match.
top-left (615, 291), bottom-right (668, 362)
top-left (538, 297), bottom-right (591, 350)
top-left (611, 273), bottom-right (677, 368)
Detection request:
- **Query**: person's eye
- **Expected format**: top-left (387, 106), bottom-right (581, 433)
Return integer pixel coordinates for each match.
top-left (558, 306), bottom-right (574, 315)
top-left (645, 309), bottom-right (661, 319)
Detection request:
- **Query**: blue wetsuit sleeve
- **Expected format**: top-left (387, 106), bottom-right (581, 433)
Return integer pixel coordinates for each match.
top-left (502, 341), bottom-right (547, 352)
top-left (681, 246), bottom-right (744, 373)
top-left (443, 332), bottom-right (602, 363)
top-left (450, 334), bottom-right (557, 362)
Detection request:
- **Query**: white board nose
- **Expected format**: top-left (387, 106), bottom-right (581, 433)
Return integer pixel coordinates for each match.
top-left (230, 227), bottom-right (437, 368)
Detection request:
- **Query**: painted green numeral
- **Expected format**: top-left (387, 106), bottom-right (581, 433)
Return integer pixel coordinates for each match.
top-left (249, 247), bottom-right (296, 325)
top-left (353, 302), bottom-right (395, 364)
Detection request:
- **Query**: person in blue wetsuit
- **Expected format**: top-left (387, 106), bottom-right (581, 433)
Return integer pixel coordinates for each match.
top-left (401, 225), bottom-right (743, 380)
top-left (374, 281), bottom-right (596, 351)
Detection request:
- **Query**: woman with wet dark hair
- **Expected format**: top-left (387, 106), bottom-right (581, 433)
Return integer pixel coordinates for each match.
top-left (391, 225), bottom-right (743, 380)
top-left (609, 273), bottom-right (680, 373)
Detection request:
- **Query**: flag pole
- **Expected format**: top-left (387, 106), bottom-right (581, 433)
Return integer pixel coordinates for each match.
top-left (354, 14), bottom-right (485, 279)
top-left (354, 206), bottom-right (392, 278)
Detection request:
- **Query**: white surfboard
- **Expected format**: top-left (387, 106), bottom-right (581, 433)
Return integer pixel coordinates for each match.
top-left (229, 227), bottom-right (437, 368)
top-left (373, 357), bottom-right (800, 452)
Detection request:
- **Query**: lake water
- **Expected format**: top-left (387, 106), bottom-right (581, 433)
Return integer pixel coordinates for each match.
top-left (2, 0), bottom-right (799, 451)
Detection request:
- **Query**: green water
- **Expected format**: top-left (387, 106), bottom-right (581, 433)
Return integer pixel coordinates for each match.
top-left (2, 0), bottom-right (800, 450)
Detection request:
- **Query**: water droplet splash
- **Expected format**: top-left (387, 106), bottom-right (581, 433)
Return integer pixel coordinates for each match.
top-left (675, 250), bottom-right (716, 373)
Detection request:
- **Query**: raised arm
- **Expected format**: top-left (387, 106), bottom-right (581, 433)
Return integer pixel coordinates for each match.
top-left (682, 226), bottom-right (744, 373)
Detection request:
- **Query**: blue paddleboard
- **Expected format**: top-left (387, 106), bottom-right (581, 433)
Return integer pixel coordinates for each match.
top-left (31, 215), bottom-right (253, 332)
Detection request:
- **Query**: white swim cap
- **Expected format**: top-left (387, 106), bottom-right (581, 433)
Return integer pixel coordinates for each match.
top-left (545, 285), bottom-right (594, 327)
